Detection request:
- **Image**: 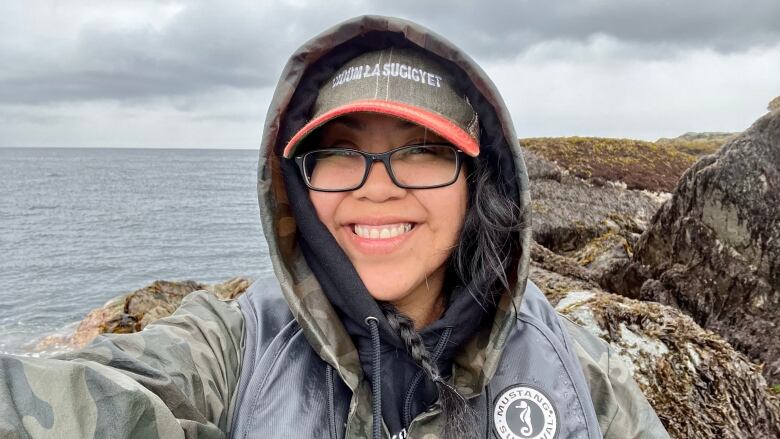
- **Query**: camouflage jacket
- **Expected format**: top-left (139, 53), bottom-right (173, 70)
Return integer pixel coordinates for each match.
top-left (0, 15), bottom-right (669, 439)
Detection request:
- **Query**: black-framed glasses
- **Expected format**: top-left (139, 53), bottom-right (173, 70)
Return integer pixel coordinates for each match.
top-left (293, 143), bottom-right (464, 192)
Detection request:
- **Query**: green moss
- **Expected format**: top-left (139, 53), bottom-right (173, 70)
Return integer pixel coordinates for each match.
top-left (771, 384), bottom-right (780, 395)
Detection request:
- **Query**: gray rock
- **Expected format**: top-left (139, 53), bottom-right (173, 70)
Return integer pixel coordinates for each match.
top-left (769, 96), bottom-right (780, 112)
top-left (525, 144), bottom-right (669, 289)
top-left (528, 159), bottom-right (665, 255)
top-left (33, 277), bottom-right (252, 352)
top-left (521, 147), bottom-right (563, 182)
top-left (615, 109), bottom-right (780, 382)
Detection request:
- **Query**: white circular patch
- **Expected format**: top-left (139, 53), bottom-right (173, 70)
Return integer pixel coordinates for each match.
top-left (493, 385), bottom-right (558, 439)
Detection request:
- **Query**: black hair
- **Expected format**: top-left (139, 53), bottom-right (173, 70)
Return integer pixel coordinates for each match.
top-left (379, 154), bottom-right (525, 439)
top-left (453, 155), bottom-right (524, 306)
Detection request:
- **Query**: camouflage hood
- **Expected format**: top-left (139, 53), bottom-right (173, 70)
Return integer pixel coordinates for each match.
top-left (256, 14), bottom-right (532, 396)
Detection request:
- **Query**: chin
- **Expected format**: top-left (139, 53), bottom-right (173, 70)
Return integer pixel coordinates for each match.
top-left (361, 277), bottom-right (413, 303)
top-left (352, 262), bottom-right (407, 297)
top-left (364, 285), bottom-right (409, 303)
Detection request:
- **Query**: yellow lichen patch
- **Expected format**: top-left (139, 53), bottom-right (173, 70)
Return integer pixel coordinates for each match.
top-left (557, 214), bottom-right (640, 266)
top-left (572, 229), bottom-right (624, 267)
top-left (530, 199), bottom-right (548, 214)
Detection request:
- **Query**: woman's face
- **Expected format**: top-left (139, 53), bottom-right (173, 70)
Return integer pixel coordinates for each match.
top-left (308, 112), bottom-right (468, 312)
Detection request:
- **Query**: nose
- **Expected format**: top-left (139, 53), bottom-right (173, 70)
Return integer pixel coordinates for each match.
top-left (352, 160), bottom-right (406, 201)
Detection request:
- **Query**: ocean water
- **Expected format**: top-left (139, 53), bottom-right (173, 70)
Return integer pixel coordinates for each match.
top-left (0, 147), bottom-right (275, 355)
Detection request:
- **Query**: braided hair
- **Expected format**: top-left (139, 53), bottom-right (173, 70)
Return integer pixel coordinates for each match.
top-left (379, 156), bottom-right (524, 439)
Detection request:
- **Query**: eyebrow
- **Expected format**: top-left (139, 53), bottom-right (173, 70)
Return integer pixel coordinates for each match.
top-left (332, 115), bottom-right (418, 131)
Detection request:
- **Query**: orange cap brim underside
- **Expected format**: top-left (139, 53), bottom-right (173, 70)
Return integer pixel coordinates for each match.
top-left (282, 99), bottom-right (480, 158)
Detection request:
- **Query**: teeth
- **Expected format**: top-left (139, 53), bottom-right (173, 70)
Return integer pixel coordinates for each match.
top-left (353, 223), bottom-right (413, 239)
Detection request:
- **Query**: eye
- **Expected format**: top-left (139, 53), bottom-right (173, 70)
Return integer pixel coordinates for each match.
top-left (393, 144), bottom-right (456, 162)
top-left (318, 148), bottom-right (361, 158)
top-left (406, 146), bottom-right (435, 155)
top-left (405, 142), bottom-right (455, 152)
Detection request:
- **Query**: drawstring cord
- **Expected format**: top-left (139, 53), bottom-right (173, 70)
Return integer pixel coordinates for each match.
top-left (365, 316), bottom-right (382, 439)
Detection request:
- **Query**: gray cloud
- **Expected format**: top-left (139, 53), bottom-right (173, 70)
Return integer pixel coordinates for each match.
top-left (1, 2), bottom-right (300, 104)
top-left (417, 0), bottom-right (780, 57)
top-left (1, 1), bottom-right (778, 106)
top-left (0, 0), bottom-right (777, 146)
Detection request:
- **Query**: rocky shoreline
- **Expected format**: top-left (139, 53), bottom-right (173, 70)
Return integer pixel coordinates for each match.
top-left (529, 108), bottom-right (780, 438)
top-left (33, 277), bottom-right (251, 352)
top-left (29, 108), bottom-right (780, 438)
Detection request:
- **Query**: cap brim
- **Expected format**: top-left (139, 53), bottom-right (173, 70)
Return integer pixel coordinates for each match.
top-left (282, 99), bottom-right (480, 158)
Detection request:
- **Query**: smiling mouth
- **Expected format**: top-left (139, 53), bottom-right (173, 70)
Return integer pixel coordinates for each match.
top-left (351, 223), bottom-right (416, 239)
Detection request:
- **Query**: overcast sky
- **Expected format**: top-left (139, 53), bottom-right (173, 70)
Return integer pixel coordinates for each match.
top-left (1, 0), bottom-right (778, 148)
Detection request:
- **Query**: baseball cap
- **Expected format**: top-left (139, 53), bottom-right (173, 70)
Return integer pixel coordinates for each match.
top-left (282, 46), bottom-right (481, 158)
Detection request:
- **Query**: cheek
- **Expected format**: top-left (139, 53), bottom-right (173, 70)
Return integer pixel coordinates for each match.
top-left (421, 179), bottom-right (468, 243)
top-left (308, 192), bottom-right (344, 231)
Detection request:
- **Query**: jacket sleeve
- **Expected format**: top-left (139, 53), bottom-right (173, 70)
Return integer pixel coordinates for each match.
top-left (562, 317), bottom-right (671, 439)
top-left (0, 290), bottom-right (245, 439)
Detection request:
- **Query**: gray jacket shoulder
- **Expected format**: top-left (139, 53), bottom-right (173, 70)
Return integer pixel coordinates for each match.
top-left (236, 278), bottom-right (296, 348)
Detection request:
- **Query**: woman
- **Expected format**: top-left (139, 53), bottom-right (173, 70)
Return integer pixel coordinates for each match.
top-left (0, 15), bottom-right (668, 439)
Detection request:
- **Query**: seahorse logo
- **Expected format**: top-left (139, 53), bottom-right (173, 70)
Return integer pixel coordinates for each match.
top-left (492, 385), bottom-right (558, 439)
top-left (514, 401), bottom-right (533, 436)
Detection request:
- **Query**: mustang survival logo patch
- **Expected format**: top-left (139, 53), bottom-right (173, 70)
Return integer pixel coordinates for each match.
top-left (493, 385), bottom-right (558, 439)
